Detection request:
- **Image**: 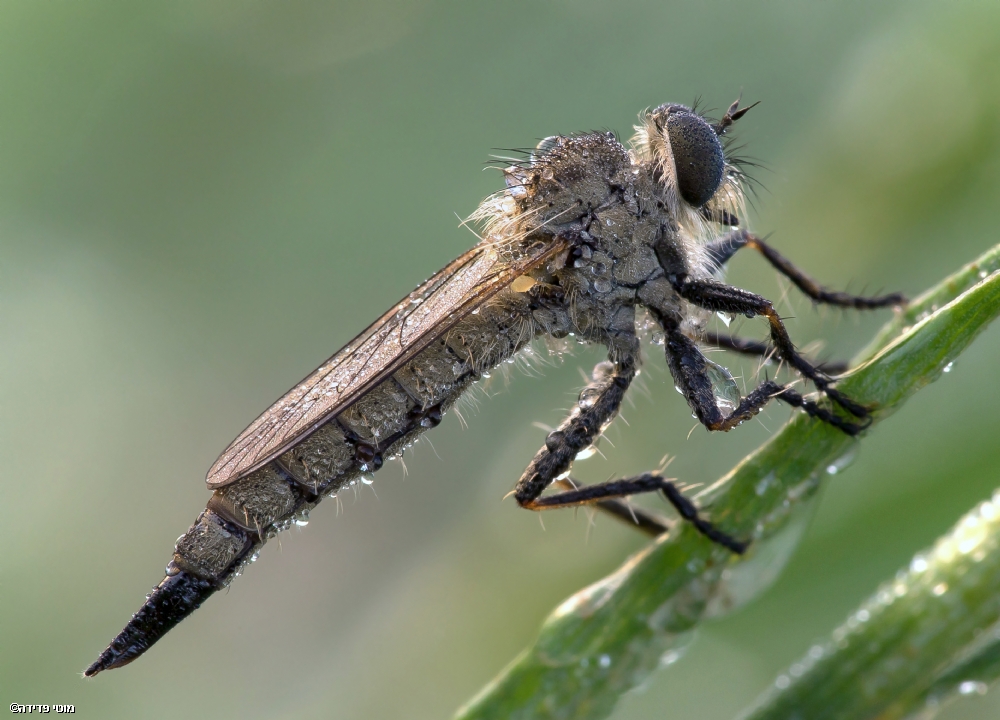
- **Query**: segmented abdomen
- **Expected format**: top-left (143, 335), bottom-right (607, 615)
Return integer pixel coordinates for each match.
top-left (177, 290), bottom-right (537, 585)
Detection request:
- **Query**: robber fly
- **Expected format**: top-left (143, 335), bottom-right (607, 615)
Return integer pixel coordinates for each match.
top-left (86, 98), bottom-right (904, 676)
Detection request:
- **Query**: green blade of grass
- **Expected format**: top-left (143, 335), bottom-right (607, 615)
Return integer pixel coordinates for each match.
top-left (455, 244), bottom-right (1000, 720)
top-left (855, 243), bottom-right (1000, 364)
top-left (741, 488), bottom-right (1000, 720)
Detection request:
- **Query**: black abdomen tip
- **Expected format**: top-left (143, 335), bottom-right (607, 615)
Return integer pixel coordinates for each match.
top-left (84, 571), bottom-right (216, 677)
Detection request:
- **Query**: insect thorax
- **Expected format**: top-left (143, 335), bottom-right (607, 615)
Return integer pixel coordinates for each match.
top-left (485, 130), bottom-right (719, 348)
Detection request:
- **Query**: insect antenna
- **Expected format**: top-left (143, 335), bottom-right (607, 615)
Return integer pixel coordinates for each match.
top-left (713, 96), bottom-right (761, 135)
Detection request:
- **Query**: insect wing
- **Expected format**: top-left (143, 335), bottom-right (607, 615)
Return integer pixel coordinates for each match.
top-left (206, 237), bottom-right (569, 488)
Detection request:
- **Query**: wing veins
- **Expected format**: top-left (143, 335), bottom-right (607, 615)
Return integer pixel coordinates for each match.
top-left (206, 237), bottom-right (569, 487)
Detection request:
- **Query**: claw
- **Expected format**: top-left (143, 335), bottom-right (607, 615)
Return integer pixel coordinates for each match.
top-left (823, 386), bottom-right (869, 419)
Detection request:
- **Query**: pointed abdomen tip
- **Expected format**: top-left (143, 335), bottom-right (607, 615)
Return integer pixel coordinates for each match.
top-left (84, 570), bottom-right (217, 677)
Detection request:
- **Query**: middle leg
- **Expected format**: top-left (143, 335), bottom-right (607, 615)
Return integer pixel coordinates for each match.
top-left (669, 275), bottom-right (869, 420)
top-left (655, 311), bottom-right (860, 434)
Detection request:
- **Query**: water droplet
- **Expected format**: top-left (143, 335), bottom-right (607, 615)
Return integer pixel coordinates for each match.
top-left (361, 476), bottom-right (374, 486)
top-left (959, 680), bottom-right (988, 695)
top-left (578, 388), bottom-right (600, 409)
top-left (704, 359), bottom-right (740, 413)
top-left (659, 649), bottom-right (683, 666)
top-left (706, 492), bottom-right (821, 619)
top-left (775, 675), bottom-right (791, 690)
top-left (598, 654), bottom-right (611, 668)
top-left (755, 472), bottom-right (776, 497)
top-left (575, 445), bottom-right (597, 461)
top-left (825, 442), bottom-right (859, 475)
top-left (471, 308), bottom-right (480, 315)
top-left (651, 331), bottom-right (666, 346)
top-left (942, 361), bottom-right (954, 373)
top-left (250, 551), bottom-right (260, 562)
top-left (593, 279), bottom-right (613, 293)
top-left (716, 311), bottom-right (732, 328)
top-left (910, 555), bottom-right (929, 573)
top-left (979, 270), bottom-right (989, 279)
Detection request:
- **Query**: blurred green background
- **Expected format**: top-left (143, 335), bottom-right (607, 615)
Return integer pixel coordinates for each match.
top-left (3, 1), bottom-right (1000, 718)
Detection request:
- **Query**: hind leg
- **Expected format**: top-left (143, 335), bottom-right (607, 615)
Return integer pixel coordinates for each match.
top-left (512, 350), bottom-right (744, 551)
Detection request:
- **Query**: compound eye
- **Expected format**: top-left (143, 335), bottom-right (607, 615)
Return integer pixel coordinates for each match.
top-left (665, 111), bottom-right (725, 207)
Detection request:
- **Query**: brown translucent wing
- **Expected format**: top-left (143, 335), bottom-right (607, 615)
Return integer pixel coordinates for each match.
top-left (206, 236), bottom-right (569, 488)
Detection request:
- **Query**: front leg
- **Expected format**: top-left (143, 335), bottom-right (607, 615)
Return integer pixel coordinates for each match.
top-left (704, 230), bottom-right (905, 309)
top-left (512, 353), bottom-right (745, 552)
